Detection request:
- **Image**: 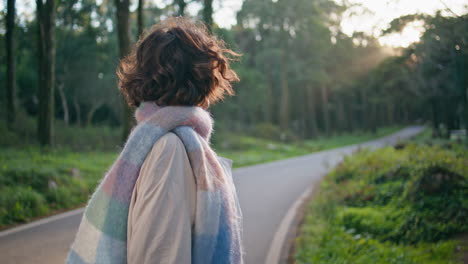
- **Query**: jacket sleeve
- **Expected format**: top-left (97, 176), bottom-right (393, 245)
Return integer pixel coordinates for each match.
top-left (127, 133), bottom-right (196, 264)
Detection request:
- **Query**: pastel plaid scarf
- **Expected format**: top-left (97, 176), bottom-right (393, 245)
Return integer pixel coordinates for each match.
top-left (66, 102), bottom-right (243, 264)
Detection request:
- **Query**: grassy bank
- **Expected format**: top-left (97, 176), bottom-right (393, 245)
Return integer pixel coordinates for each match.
top-left (294, 139), bottom-right (468, 263)
top-left (0, 148), bottom-right (117, 228)
top-left (0, 125), bottom-right (401, 229)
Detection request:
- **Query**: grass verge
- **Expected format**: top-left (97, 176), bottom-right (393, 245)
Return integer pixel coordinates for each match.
top-left (0, 126), bottom-right (401, 229)
top-left (293, 139), bottom-right (468, 263)
top-left (0, 148), bottom-right (117, 229)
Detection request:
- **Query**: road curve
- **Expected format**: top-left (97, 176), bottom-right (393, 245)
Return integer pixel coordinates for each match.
top-left (0, 126), bottom-right (423, 264)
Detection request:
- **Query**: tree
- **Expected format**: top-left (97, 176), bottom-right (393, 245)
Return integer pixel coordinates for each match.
top-left (203, 0), bottom-right (213, 31)
top-left (175, 0), bottom-right (187, 16)
top-left (37, 0), bottom-right (56, 146)
top-left (236, 0), bottom-right (341, 134)
top-left (8, 0), bottom-right (462, 146)
top-left (279, 52), bottom-right (289, 130)
top-left (53, 0), bottom-right (121, 128)
top-left (115, 0), bottom-right (133, 142)
top-left (138, 0), bottom-right (145, 38)
top-left (384, 13), bottom-right (468, 137)
top-left (6, 0), bottom-right (16, 129)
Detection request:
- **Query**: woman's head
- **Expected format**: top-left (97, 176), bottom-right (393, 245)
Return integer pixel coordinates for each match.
top-left (117, 17), bottom-right (240, 108)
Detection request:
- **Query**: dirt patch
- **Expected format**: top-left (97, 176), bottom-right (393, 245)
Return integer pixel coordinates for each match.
top-left (284, 182), bottom-right (322, 264)
top-left (456, 233), bottom-right (468, 264)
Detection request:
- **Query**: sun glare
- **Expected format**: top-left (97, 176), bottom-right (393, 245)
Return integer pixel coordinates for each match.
top-left (4, 0), bottom-right (467, 48)
top-left (378, 21), bottom-right (425, 48)
top-left (338, 0), bottom-right (467, 47)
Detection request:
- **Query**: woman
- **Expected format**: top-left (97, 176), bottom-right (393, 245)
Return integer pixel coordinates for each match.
top-left (66, 17), bottom-right (243, 264)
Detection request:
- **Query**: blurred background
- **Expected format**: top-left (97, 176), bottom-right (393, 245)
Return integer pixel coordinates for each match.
top-left (2, 0), bottom-right (467, 149)
top-left (0, 0), bottom-right (467, 263)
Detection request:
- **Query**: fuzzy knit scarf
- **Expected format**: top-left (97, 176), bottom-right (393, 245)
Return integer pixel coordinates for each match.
top-left (66, 102), bottom-right (243, 264)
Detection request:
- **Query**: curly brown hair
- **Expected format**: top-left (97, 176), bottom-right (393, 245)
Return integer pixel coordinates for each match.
top-left (117, 17), bottom-right (240, 108)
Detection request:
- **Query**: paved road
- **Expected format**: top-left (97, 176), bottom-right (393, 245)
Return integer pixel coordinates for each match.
top-left (0, 126), bottom-right (423, 264)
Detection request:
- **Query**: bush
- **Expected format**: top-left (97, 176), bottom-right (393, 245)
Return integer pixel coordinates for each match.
top-left (0, 113), bottom-right (121, 151)
top-left (213, 133), bottom-right (264, 151)
top-left (295, 142), bottom-right (468, 263)
top-left (0, 112), bottom-right (37, 147)
top-left (0, 166), bottom-right (60, 192)
top-left (252, 122), bottom-right (299, 142)
top-left (340, 207), bottom-right (397, 237)
top-left (45, 185), bottom-right (87, 209)
top-left (339, 145), bottom-right (468, 244)
top-left (0, 187), bottom-right (49, 225)
top-left (0, 147), bottom-right (116, 227)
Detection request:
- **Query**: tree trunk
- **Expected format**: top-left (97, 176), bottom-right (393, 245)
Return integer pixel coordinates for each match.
top-left (375, 104), bottom-right (381, 128)
top-left (115, 0), bottom-right (132, 58)
top-left (359, 89), bottom-right (366, 131)
top-left (203, 0), bottom-right (213, 32)
top-left (386, 102), bottom-right (393, 125)
top-left (370, 103), bottom-right (377, 134)
top-left (279, 55), bottom-right (289, 130)
top-left (320, 85), bottom-right (330, 136)
top-left (6, 0), bottom-right (16, 129)
top-left (306, 85), bottom-right (318, 138)
top-left (403, 104), bottom-right (409, 125)
top-left (115, 0), bottom-right (133, 142)
top-left (86, 102), bottom-right (103, 127)
top-left (336, 96), bottom-right (346, 132)
top-left (176, 0), bottom-right (187, 16)
top-left (73, 97), bottom-right (81, 127)
top-left (264, 64), bottom-right (274, 123)
top-left (361, 89), bottom-right (375, 133)
top-left (431, 99), bottom-right (440, 138)
top-left (137, 0), bottom-right (144, 38)
top-left (347, 101), bottom-right (354, 133)
top-left (444, 99), bottom-right (455, 138)
top-left (57, 83), bottom-right (69, 125)
top-left (464, 86), bottom-right (468, 131)
top-left (37, 0), bottom-right (56, 146)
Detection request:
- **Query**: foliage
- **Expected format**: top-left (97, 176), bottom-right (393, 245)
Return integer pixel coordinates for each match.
top-left (2, 0), bottom-right (466, 150)
top-left (0, 124), bottom-right (401, 228)
top-left (0, 187), bottom-right (48, 224)
top-left (295, 142), bottom-right (468, 263)
top-left (379, 13), bottom-right (468, 135)
top-left (2, 0), bottom-right (414, 144)
top-left (0, 147), bottom-right (117, 227)
top-left (0, 112), bottom-right (121, 151)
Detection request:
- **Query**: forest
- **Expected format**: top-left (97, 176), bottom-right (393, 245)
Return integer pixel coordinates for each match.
top-left (1, 1), bottom-right (467, 263)
top-left (1, 0), bottom-right (466, 148)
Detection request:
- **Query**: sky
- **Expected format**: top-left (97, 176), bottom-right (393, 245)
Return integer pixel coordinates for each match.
top-left (337, 0), bottom-right (467, 47)
top-left (209, 0), bottom-right (467, 47)
top-left (4, 0), bottom-right (467, 47)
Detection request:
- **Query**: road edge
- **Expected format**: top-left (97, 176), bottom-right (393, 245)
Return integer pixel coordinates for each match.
top-left (264, 184), bottom-right (316, 264)
top-left (0, 207), bottom-right (85, 238)
top-left (266, 126), bottom-right (425, 264)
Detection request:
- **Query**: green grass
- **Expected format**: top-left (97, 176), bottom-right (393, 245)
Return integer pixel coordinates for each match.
top-left (0, 114), bottom-right (122, 152)
top-left (294, 141), bottom-right (468, 264)
top-left (0, 148), bottom-right (117, 228)
top-left (0, 125), bottom-right (402, 228)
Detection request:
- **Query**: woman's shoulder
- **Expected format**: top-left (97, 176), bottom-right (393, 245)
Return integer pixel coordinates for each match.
top-left (138, 132), bottom-right (191, 184)
top-left (154, 132), bottom-right (184, 150)
top-left (146, 131), bottom-right (190, 168)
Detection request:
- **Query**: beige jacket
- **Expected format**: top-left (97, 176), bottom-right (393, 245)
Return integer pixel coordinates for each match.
top-left (127, 132), bottom-right (196, 264)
